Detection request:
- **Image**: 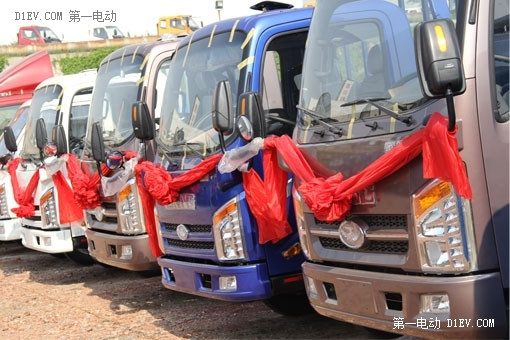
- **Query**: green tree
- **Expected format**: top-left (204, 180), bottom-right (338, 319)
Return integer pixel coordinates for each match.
top-left (58, 47), bottom-right (118, 74)
top-left (0, 55), bottom-right (8, 72)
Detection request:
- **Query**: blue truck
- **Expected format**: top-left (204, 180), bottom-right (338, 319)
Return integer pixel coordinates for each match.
top-left (133, 2), bottom-right (313, 314)
top-left (289, 0), bottom-right (508, 338)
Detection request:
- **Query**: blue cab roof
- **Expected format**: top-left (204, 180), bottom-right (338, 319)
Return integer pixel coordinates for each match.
top-left (179, 6), bottom-right (313, 45)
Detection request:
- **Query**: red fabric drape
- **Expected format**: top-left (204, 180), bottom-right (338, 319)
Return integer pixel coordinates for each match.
top-left (10, 165), bottom-right (40, 218)
top-left (7, 158), bottom-right (40, 218)
top-left (134, 153), bottom-right (222, 258)
top-left (243, 112), bottom-right (472, 233)
top-left (51, 170), bottom-right (85, 224)
top-left (242, 137), bottom-right (296, 244)
top-left (134, 167), bottom-right (161, 258)
top-left (65, 153), bottom-right (110, 210)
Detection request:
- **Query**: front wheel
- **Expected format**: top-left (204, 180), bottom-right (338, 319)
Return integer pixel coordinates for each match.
top-left (65, 236), bottom-right (95, 265)
top-left (264, 293), bottom-right (315, 316)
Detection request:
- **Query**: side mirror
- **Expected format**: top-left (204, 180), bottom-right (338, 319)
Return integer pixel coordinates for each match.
top-left (91, 122), bottom-right (105, 163)
top-left (3, 126), bottom-right (17, 153)
top-left (415, 18), bottom-right (465, 131)
top-left (415, 18), bottom-right (465, 97)
top-left (212, 80), bottom-right (234, 151)
top-left (212, 80), bottom-right (234, 135)
top-left (132, 101), bottom-right (154, 141)
top-left (35, 118), bottom-right (48, 151)
top-left (237, 92), bottom-right (265, 142)
top-left (52, 125), bottom-right (68, 156)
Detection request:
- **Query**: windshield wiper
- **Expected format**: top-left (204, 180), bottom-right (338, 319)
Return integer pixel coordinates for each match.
top-left (296, 105), bottom-right (343, 136)
top-left (155, 136), bottom-right (206, 160)
top-left (173, 142), bottom-right (206, 160)
top-left (341, 97), bottom-right (414, 125)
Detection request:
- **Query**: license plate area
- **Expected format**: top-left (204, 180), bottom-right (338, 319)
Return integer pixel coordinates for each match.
top-left (164, 193), bottom-right (196, 210)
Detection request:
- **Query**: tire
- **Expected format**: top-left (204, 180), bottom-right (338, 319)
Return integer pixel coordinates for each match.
top-left (65, 248), bottom-right (96, 265)
top-left (264, 293), bottom-right (315, 316)
top-left (362, 326), bottom-right (401, 339)
top-left (65, 236), bottom-right (95, 265)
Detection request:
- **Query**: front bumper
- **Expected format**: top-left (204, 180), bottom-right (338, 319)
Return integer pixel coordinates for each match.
top-left (303, 262), bottom-right (507, 339)
top-left (0, 218), bottom-right (22, 241)
top-left (86, 229), bottom-right (157, 271)
top-left (20, 227), bottom-right (74, 253)
top-left (158, 257), bottom-right (272, 302)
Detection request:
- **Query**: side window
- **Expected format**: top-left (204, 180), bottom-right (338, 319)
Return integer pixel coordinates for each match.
top-left (261, 30), bottom-right (308, 136)
top-left (23, 29), bottom-right (38, 40)
top-left (493, 0), bottom-right (509, 122)
top-left (154, 58), bottom-right (173, 132)
top-left (69, 91), bottom-right (92, 156)
top-left (261, 51), bottom-right (284, 114)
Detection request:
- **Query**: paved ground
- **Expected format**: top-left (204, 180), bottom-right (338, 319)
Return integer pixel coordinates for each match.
top-left (0, 241), bottom-right (407, 340)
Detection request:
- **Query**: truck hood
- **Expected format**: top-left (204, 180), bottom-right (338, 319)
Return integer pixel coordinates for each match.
top-left (0, 51), bottom-right (54, 96)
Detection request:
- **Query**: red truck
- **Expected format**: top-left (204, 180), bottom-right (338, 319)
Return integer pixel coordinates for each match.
top-left (17, 26), bottom-right (62, 45)
top-left (0, 50), bottom-right (54, 130)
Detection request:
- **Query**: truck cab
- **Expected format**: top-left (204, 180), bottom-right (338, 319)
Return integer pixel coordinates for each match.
top-left (14, 70), bottom-right (97, 265)
top-left (293, 0), bottom-right (508, 338)
top-left (0, 51), bottom-right (53, 242)
top-left (0, 51), bottom-right (53, 129)
top-left (17, 26), bottom-right (62, 45)
top-left (90, 26), bottom-right (125, 40)
top-left (81, 39), bottom-right (181, 271)
top-left (156, 15), bottom-right (201, 36)
top-left (138, 2), bottom-right (313, 315)
top-left (0, 100), bottom-right (30, 241)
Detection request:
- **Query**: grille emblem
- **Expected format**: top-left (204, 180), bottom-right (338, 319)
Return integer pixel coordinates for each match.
top-left (338, 218), bottom-right (368, 249)
top-left (176, 224), bottom-right (189, 241)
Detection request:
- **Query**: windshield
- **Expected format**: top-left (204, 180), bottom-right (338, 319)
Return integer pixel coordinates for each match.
top-left (21, 84), bottom-right (62, 159)
top-left (0, 105), bottom-right (28, 155)
top-left (87, 54), bottom-right (143, 148)
top-left (158, 30), bottom-right (245, 156)
top-left (39, 27), bottom-right (60, 41)
top-left (0, 104), bottom-right (20, 133)
top-left (186, 17), bottom-right (200, 31)
top-left (106, 26), bottom-right (124, 38)
top-left (297, 0), bottom-right (454, 143)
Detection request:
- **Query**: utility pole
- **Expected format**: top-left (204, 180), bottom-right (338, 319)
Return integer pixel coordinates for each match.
top-left (215, 0), bottom-right (223, 21)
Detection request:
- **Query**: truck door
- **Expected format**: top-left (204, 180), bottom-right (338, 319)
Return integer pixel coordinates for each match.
top-left (476, 0), bottom-right (509, 288)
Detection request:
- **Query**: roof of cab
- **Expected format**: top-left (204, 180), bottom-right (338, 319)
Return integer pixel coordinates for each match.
top-left (180, 5), bottom-right (312, 45)
top-left (99, 37), bottom-right (184, 67)
top-left (35, 69), bottom-right (97, 92)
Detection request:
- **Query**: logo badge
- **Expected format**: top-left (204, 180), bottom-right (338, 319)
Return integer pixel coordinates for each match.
top-left (176, 224), bottom-right (189, 241)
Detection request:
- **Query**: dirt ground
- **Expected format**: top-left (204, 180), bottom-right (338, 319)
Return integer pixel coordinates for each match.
top-left (0, 241), bottom-right (405, 340)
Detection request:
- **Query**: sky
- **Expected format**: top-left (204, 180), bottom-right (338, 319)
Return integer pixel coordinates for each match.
top-left (0, 0), bottom-right (306, 45)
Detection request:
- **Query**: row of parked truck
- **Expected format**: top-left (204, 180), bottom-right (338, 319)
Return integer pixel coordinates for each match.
top-left (0, 0), bottom-right (507, 338)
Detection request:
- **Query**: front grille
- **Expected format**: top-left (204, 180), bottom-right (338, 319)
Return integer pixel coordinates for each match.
top-left (163, 223), bottom-right (212, 233)
top-left (167, 239), bottom-right (214, 250)
top-left (312, 214), bottom-right (409, 255)
top-left (315, 214), bottom-right (407, 230)
top-left (319, 237), bottom-right (408, 254)
top-left (162, 223), bottom-right (214, 251)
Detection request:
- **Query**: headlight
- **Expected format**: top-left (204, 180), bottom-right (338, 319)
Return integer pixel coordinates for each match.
top-left (412, 180), bottom-right (476, 273)
top-left (40, 188), bottom-right (58, 228)
top-left (213, 197), bottom-right (246, 261)
top-left (0, 185), bottom-right (8, 217)
top-left (117, 179), bottom-right (144, 234)
top-left (293, 188), bottom-right (311, 259)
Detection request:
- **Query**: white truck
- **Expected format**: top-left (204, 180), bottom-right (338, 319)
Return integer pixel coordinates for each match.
top-left (83, 38), bottom-right (181, 271)
top-left (0, 99), bottom-right (30, 241)
top-left (7, 70), bottom-right (97, 264)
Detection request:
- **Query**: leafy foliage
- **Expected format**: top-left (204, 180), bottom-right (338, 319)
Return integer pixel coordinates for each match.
top-left (0, 55), bottom-right (8, 72)
top-left (58, 47), bottom-right (118, 74)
